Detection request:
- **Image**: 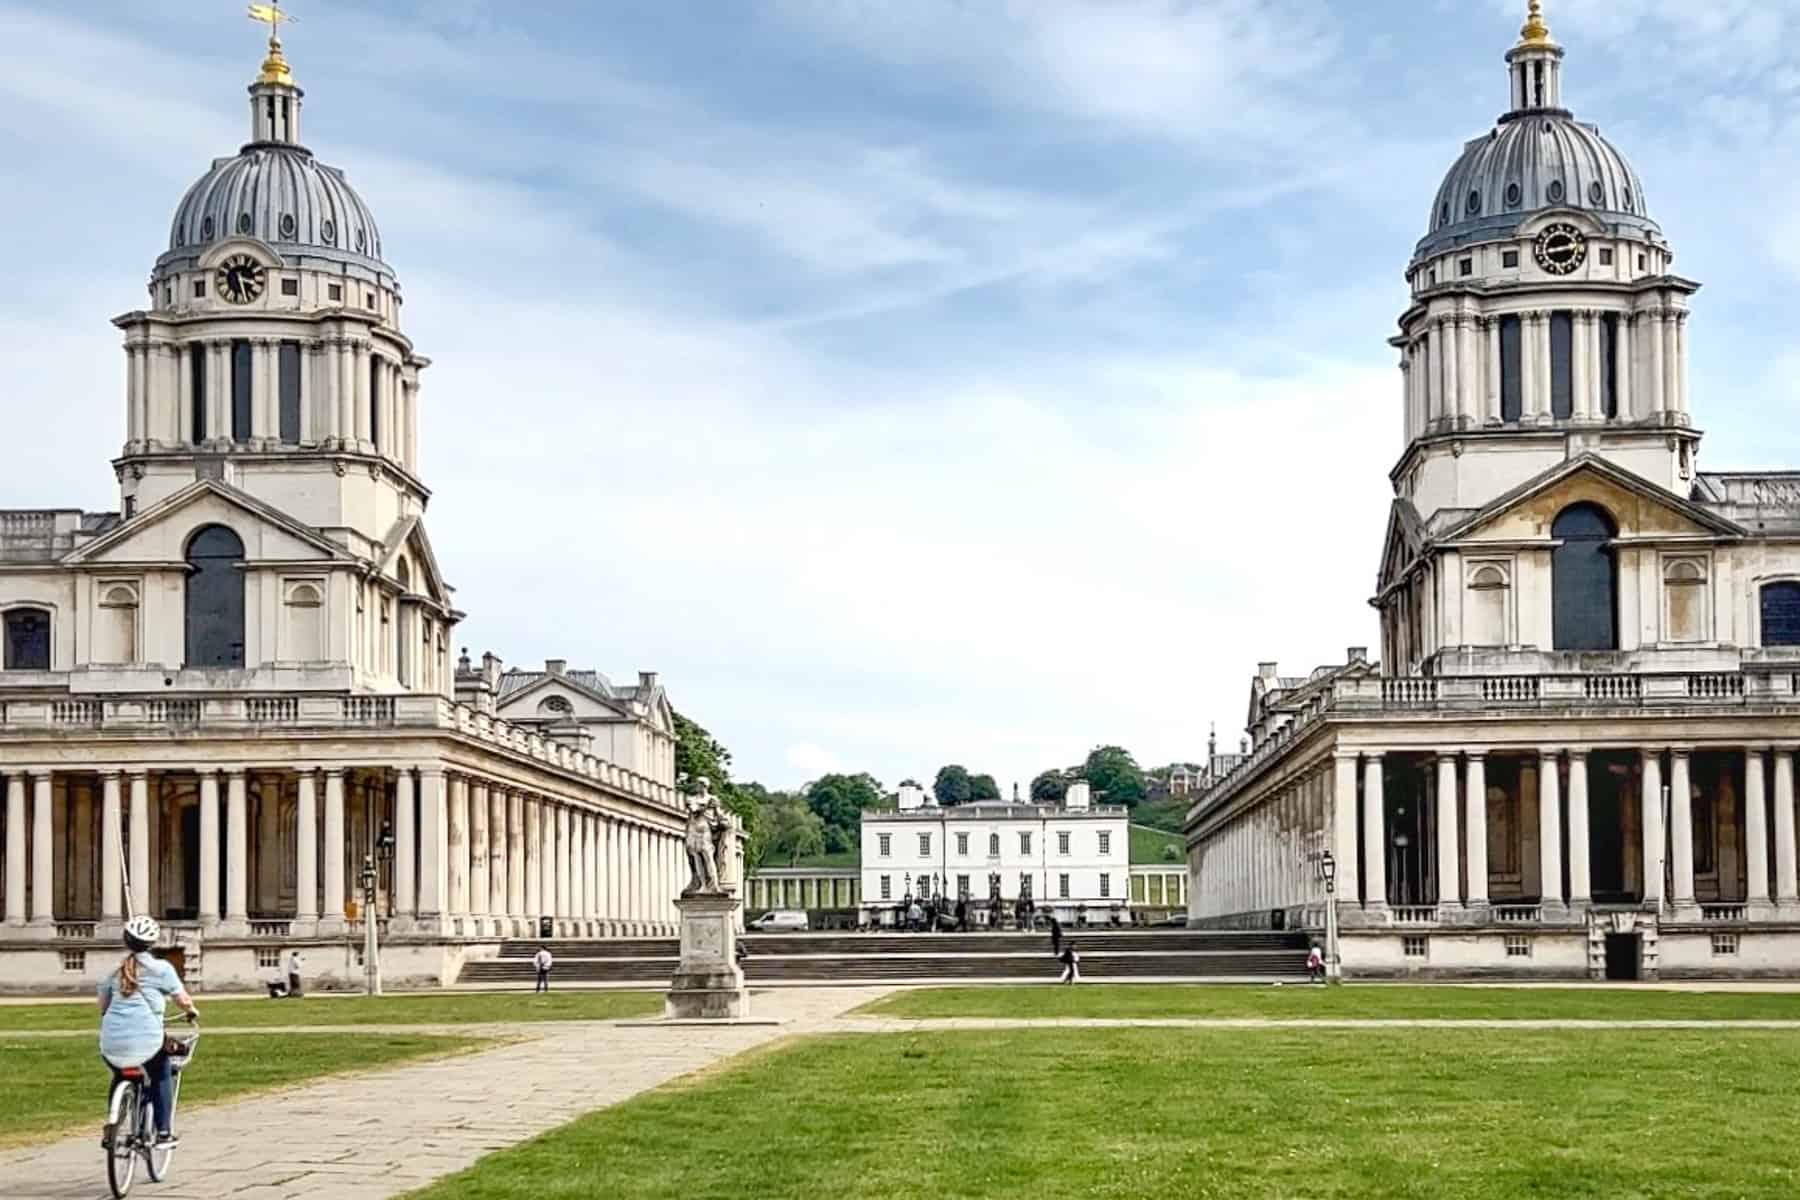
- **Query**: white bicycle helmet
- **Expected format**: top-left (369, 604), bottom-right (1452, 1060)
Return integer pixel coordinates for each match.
top-left (123, 915), bottom-right (161, 951)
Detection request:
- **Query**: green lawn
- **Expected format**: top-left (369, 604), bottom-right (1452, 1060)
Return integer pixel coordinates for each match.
top-left (1128, 822), bottom-right (1183, 865)
top-left (0, 990), bottom-right (661, 1032)
top-left (0, 1032), bottom-right (479, 1146)
top-left (407, 1027), bottom-right (1800, 1198)
top-left (863, 983), bottom-right (1800, 1022)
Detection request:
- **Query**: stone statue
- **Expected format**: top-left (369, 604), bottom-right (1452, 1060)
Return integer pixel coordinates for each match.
top-left (706, 792), bottom-right (739, 892)
top-left (683, 786), bottom-right (720, 896)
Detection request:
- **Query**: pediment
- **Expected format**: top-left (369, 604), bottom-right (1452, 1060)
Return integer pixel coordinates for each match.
top-left (1442, 455), bottom-right (1743, 545)
top-left (496, 675), bottom-right (631, 721)
top-left (374, 516), bottom-right (453, 609)
top-left (1375, 498), bottom-right (1427, 595)
top-left (65, 481), bottom-right (351, 566)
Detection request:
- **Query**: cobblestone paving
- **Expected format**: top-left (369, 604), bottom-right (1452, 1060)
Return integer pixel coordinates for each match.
top-left (1, 988), bottom-right (889, 1200)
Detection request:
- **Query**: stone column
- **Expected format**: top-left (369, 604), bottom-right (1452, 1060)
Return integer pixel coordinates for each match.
top-left (1442, 317), bottom-right (1460, 427)
top-left (295, 770), bottom-right (319, 925)
top-left (490, 786), bottom-right (508, 920)
top-left (1567, 751), bottom-right (1592, 905)
top-left (1616, 313), bottom-right (1634, 419)
top-left (468, 780), bottom-right (490, 922)
top-left (1361, 756), bottom-right (1386, 909)
top-left (393, 769), bottom-right (416, 920)
top-left (524, 800), bottom-right (542, 916)
top-left (197, 771), bottom-right (220, 924)
top-left (100, 772), bottom-right (123, 923)
top-left (1641, 749), bottom-right (1665, 904)
top-left (1330, 753), bottom-right (1360, 906)
top-left (417, 769), bottom-right (447, 922)
top-left (1538, 751), bottom-right (1563, 908)
top-left (1773, 750), bottom-right (1797, 904)
top-left (1745, 748), bottom-right (1770, 907)
top-left (322, 768), bottom-right (346, 928)
top-left (507, 791), bottom-right (525, 920)
top-left (585, 816), bottom-right (599, 921)
top-left (447, 774), bottom-right (469, 918)
top-left (1649, 310), bottom-right (1667, 416)
top-left (26, 772), bottom-right (53, 926)
top-left (555, 805), bottom-right (571, 919)
top-left (1674, 312), bottom-right (1689, 418)
top-left (1465, 754), bottom-right (1489, 906)
top-left (1669, 750), bottom-right (1695, 905)
top-left (1435, 754), bottom-right (1460, 907)
top-left (1570, 313), bottom-right (1591, 420)
top-left (1662, 309), bottom-right (1680, 417)
top-left (539, 801), bottom-right (555, 917)
top-left (3, 774), bottom-right (23, 925)
top-left (1484, 316), bottom-right (1502, 424)
top-left (225, 769), bottom-right (248, 925)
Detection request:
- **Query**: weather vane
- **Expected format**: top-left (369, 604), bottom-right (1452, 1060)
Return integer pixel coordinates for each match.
top-left (247, 3), bottom-right (298, 85)
top-left (247, 3), bottom-right (297, 42)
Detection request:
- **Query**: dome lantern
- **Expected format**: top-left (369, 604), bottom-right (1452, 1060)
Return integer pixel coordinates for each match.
top-left (1505, 1), bottom-right (1565, 117)
top-left (247, 3), bottom-right (303, 147)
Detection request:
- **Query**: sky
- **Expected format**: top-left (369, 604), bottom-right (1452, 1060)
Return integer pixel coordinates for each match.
top-left (4, 1), bottom-right (1800, 796)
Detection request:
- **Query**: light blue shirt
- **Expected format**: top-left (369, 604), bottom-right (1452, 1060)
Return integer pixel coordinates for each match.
top-left (97, 953), bottom-right (184, 1068)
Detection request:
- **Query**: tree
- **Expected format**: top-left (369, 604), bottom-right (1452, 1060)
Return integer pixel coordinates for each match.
top-left (805, 772), bottom-right (885, 852)
top-left (1030, 769), bottom-right (1069, 803)
top-left (673, 711), bottom-right (749, 819)
top-left (933, 764), bottom-right (973, 806)
top-left (1083, 745), bottom-right (1148, 807)
top-left (762, 793), bottom-right (825, 866)
top-left (969, 773), bottom-right (1001, 802)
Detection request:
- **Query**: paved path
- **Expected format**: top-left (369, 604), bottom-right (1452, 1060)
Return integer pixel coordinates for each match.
top-left (1, 988), bottom-right (890, 1200)
top-left (826, 1015), bottom-right (1800, 1033)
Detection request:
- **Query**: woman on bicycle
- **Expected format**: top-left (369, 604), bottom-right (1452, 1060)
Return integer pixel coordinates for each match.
top-left (98, 916), bottom-right (198, 1150)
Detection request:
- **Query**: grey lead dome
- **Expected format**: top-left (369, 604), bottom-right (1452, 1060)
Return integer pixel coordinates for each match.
top-left (1415, 113), bottom-right (1659, 261)
top-left (166, 142), bottom-right (385, 267)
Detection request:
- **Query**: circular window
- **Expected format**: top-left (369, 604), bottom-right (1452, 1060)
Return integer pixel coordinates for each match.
top-left (320, 219), bottom-right (336, 244)
top-left (1505, 181), bottom-right (1522, 208)
top-left (355, 227), bottom-right (366, 252)
top-left (1547, 179), bottom-right (1565, 203)
top-left (279, 213), bottom-right (296, 238)
top-left (1466, 189), bottom-right (1481, 216)
top-left (1622, 187), bottom-right (1633, 210)
top-left (201, 216), bottom-right (215, 240)
top-left (1588, 181), bottom-right (1605, 205)
top-left (236, 212), bottom-right (252, 235)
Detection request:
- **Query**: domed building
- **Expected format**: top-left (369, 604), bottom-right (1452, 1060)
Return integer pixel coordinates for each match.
top-left (0, 26), bottom-right (692, 990)
top-left (1185, 4), bottom-right (1800, 980)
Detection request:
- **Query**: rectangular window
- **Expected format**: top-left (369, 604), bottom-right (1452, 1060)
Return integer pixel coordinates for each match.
top-left (956, 874), bottom-right (969, 897)
top-left (230, 338), bottom-right (253, 440)
top-left (1058, 873), bottom-right (1070, 899)
top-left (956, 832), bottom-right (968, 856)
top-left (328, 283), bottom-right (343, 302)
top-left (280, 277), bottom-right (299, 296)
top-left (1599, 248), bottom-right (1614, 266)
top-left (1019, 832), bottom-right (1032, 855)
top-left (1403, 936), bottom-right (1429, 959)
top-left (1057, 831), bottom-right (1070, 855)
top-left (1548, 311), bottom-right (1573, 419)
top-left (918, 833), bottom-right (931, 856)
top-left (189, 343), bottom-right (207, 442)
top-left (1098, 873), bottom-right (1111, 898)
top-left (1458, 257), bottom-right (1473, 277)
top-left (1098, 831), bottom-right (1111, 856)
top-left (1018, 872), bottom-right (1031, 898)
top-left (369, 355), bottom-right (382, 449)
top-left (255, 948), bottom-right (282, 970)
top-left (1504, 935), bottom-right (1532, 958)
top-left (61, 950), bottom-right (86, 973)
top-left (1712, 933), bottom-right (1739, 956)
top-left (1499, 315), bottom-right (1522, 422)
top-left (1132, 874), bottom-right (1147, 903)
top-left (1501, 249), bottom-right (1520, 269)
top-left (1637, 253), bottom-right (1647, 271)
top-left (193, 280), bottom-right (206, 298)
top-left (877, 833), bottom-right (890, 858)
top-left (988, 833), bottom-right (1000, 856)
top-left (279, 340), bottom-right (302, 442)
top-left (879, 875), bottom-right (891, 900)
top-left (366, 292), bottom-right (377, 310)
top-left (1599, 313), bottom-right (1619, 418)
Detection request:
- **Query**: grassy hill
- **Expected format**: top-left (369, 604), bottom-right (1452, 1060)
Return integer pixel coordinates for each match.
top-left (1130, 823), bottom-right (1184, 865)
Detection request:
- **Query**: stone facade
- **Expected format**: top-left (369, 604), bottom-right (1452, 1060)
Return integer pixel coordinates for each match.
top-left (1184, 9), bottom-right (1800, 980)
top-left (0, 34), bottom-right (686, 992)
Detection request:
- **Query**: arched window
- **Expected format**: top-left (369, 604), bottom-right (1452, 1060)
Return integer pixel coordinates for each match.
top-left (1551, 503), bottom-right (1618, 651)
top-left (185, 525), bottom-right (246, 668)
top-left (284, 580), bottom-right (324, 662)
top-left (96, 585), bottom-right (139, 665)
top-left (1467, 564), bottom-right (1510, 647)
top-left (1663, 559), bottom-right (1707, 644)
top-left (2, 607), bottom-right (51, 670)
top-left (1762, 582), bottom-right (1800, 647)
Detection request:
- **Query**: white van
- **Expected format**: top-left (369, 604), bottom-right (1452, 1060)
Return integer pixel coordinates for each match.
top-left (748, 910), bottom-right (809, 932)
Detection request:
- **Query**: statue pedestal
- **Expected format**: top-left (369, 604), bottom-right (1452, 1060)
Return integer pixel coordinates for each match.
top-left (666, 892), bottom-right (750, 1020)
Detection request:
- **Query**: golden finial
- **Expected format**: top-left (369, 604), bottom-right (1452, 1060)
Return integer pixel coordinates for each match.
top-left (1519, 0), bottom-right (1552, 46)
top-left (248, 3), bottom-right (298, 86)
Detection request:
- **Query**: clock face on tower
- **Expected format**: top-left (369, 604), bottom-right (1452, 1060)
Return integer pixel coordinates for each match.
top-left (215, 254), bottom-right (266, 304)
top-left (1533, 224), bottom-right (1587, 276)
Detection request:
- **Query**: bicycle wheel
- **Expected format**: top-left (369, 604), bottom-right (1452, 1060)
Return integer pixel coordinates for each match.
top-left (105, 1081), bottom-right (138, 1198)
top-left (144, 1071), bottom-right (178, 1182)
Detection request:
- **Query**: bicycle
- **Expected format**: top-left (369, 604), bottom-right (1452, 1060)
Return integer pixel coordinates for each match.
top-left (103, 1014), bottom-right (199, 1198)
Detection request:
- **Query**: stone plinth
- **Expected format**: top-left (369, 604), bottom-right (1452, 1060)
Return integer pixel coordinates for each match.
top-left (666, 892), bottom-right (749, 1020)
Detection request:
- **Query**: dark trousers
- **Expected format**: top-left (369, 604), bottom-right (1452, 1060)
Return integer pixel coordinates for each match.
top-left (111, 1050), bottom-right (174, 1136)
top-left (287, 973), bottom-right (303, 998)
top-left (535, 967), bottom-right (550, 993)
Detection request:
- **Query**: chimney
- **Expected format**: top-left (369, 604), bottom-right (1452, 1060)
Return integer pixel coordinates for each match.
top-left (481, 651), bottom-right (501, 689)
top-left (1064, 780), bottom-right (1092, 810)
top-left (456, 649), bottom-right (497, 715)
top-left (1257, 661), bottom-right (1278, 683)
top-left (639, 670), bottom-right (659, 691)
top-left (546, 658), bottom-right (567, 676)
top-left (1347, 646), bottom-right (1368, 664)
top-left (897, 782), bottom-right (926, 811)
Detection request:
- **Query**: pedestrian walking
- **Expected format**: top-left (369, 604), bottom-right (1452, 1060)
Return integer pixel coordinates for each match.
top-left (1307, 943), bottom-right (1325, 983)
top-left (533, 945), bottom-right (554, 993)
top-left (285, 948), bottom-right (305, 998)
top-left (1049, 915), bottom-right (1064, 958)
top-left (1057, 941), bottom-right (1080, 985)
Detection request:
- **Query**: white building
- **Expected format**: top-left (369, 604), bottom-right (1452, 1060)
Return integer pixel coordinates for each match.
top-left (1185, 5), bottom-right (1800, 979)
top-left (0, 30), bottom-right (689, 991)
top-left (861, 782), bottom-right (1130, 923)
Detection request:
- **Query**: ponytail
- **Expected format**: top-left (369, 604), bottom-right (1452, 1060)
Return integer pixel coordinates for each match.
top-left (117, 952), bottom-right (142, 999)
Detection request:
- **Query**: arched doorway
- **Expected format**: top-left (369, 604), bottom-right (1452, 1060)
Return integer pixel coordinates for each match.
top-left (1551, 503), bottom-right (1617, 651)
top-left (185, 525), bottom-right (246, 668)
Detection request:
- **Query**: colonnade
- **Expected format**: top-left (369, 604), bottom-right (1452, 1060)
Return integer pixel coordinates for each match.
top-left (0, 763), bottom-right (684, 940)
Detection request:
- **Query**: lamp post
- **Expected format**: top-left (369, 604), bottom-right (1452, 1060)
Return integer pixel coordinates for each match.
top-left (361, 821), bottom-right (396, 996)
top-left (1314, 850), bottom-right (1340, 983)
